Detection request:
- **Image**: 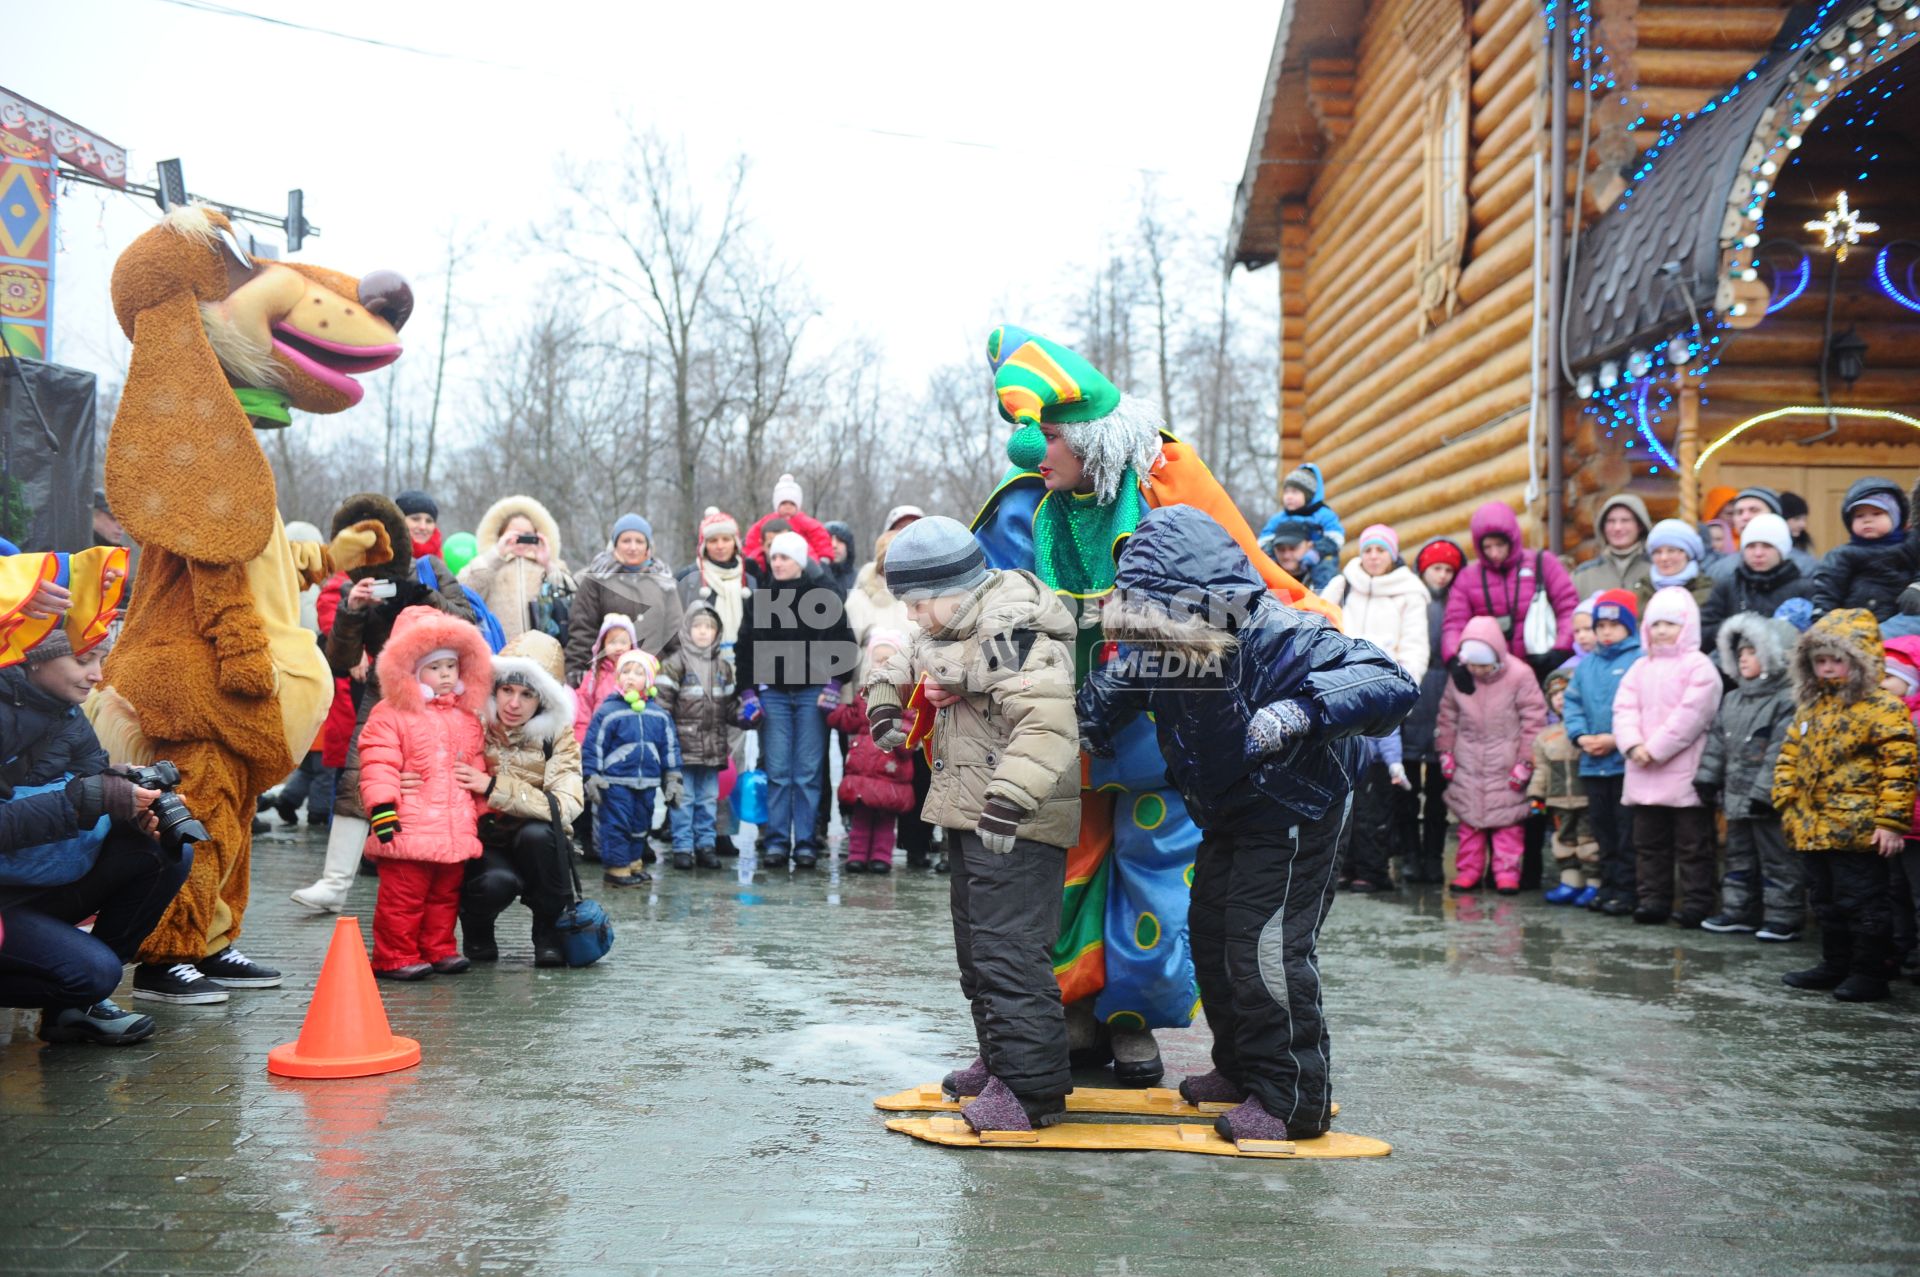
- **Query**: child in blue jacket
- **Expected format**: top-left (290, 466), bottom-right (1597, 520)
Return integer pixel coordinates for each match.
top-left (583, 649), bottom-right (683, 888)
top-left (1561, 588), bottom-right (1644, 915)
top-left (1078, 507), bottom-right (1417, 1149)
top-left (1259, 463), bottom-right (1345, 573)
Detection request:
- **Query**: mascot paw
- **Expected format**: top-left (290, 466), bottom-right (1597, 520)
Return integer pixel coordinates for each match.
top-left (219, 646), bottom-right (279, 698)
top-left (331, 520), bottom-right (393, 573)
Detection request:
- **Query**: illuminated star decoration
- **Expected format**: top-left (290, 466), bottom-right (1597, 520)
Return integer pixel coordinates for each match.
top-left (1805, 191), bottom-right (1879, 263)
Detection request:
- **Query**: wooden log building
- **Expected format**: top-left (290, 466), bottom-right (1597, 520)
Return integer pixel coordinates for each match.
top-left (1230, 0), bottom-right (1920, 558)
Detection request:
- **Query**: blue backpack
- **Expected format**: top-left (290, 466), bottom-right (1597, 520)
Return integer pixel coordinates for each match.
top-left (415, 558), bottom-right (507, 653)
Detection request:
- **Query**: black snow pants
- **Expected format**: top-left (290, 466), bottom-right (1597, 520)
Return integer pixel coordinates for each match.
top-left (948, 830), bottom-right (1071, 1102)
top-left (1190, 796), bottom-right (1350, 1138)
top-left (463, 817), bottom-right (573, 941)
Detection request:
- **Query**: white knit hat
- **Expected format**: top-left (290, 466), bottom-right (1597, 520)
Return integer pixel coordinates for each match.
top-left (768, 530), bottom-right (810, 565)
top-left (1741, 513), bottom-right (1792, 556)
top-left (771, 473), bottom-right (804, 510)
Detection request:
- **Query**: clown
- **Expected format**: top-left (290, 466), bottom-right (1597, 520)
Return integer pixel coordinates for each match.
top-left (971, 324), bottom-right (1333, 1085)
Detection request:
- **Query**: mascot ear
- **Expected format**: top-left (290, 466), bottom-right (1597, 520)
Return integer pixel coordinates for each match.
top-left (105, 290), bottom-right (275, 565)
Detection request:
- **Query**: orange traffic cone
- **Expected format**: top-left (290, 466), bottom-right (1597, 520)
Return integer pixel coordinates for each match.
top-left (267, 916), bottom-right (421, 1079)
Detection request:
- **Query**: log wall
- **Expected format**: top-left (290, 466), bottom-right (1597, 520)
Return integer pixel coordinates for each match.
top-left (1294, 0), bottom-right (1544, 550)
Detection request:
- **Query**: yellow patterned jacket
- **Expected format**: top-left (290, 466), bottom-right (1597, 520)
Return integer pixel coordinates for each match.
top-left (1772, 608), bottom-right (1917, 852)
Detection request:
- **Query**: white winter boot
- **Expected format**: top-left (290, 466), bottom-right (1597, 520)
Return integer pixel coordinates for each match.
top-left (290, 816), bottom-right (368, 913)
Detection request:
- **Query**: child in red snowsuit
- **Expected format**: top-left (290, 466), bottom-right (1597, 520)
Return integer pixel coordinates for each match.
top-left (359, 606), bottom-right (493, 980)
top-left (827, 629), bottom-right (918, 873)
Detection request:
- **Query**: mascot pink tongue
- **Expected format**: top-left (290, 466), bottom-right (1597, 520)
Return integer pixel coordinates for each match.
top-left (89, 205), bottom-right (408, 984)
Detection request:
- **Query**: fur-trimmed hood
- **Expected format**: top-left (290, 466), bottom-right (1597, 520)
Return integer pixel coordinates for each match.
top-left (1792, 606), bottom-right (1884, 706)
top-left (475, 493), bottom-right (564, 566)
top-left (374, 605), bottom-right (491, 713)
top-left (333, 492), bottom-right (412, 580)
top-left (486, 629), bottom-right (574, 743)
top-left (1715, 611), bottom-right (1794, 682)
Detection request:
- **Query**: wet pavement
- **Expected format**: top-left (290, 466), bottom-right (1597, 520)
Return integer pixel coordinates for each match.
top-left (3, 822), bottom-right (1917, 1276)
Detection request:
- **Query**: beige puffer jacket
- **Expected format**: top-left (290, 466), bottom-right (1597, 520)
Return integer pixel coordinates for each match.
top-left (460, 495), bottom-right (573, 644)
top-left (482, 631), bottom-right (585, 827)
top-left (865, 569), bottom-right (1081, 848)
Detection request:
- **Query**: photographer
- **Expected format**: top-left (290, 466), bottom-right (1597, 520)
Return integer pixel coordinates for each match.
top-left (0, 629), bottom-right (189, 1043)
top-left (290, 494), bottom-right (477, 914)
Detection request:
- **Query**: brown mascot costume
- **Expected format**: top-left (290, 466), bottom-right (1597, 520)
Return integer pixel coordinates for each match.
top-left (87, 206), bottom-right (409, 1003)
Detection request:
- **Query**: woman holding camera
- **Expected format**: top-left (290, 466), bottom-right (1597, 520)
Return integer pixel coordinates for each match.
top-left (459, 495), bottom-right (574, 645)
top-left (0, 629), bottom-right (191, 1037)
top-left (290, 495), bottom-right (476, 915)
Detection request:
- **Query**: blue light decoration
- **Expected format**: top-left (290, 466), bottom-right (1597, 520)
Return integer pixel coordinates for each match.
top-left (1768, 254), bottom-right (1812, 313)
top-left (1547, 0), bottom-right (1920, 480)
top-left (1874, 242), bottom-right (1920, 314)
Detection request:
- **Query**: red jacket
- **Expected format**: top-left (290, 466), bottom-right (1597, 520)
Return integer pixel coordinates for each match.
top-left (828, 692), bottom-right (916, 814)
top-left (358, 607), bottom-right (492, 864)
top-left (743, 509), bottom-right (834, 569)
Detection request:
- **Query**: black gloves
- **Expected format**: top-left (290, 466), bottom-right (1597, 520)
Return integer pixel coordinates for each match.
top-left (65, 773), bottom-right (139, 825)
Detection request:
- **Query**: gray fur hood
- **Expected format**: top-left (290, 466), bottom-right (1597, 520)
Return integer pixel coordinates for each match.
top-left (1715, 612), bottom-right (1794, 683)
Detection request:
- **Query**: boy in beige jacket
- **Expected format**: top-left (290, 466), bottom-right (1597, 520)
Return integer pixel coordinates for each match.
top-left (864, 517), bottom-right (1080, 1134)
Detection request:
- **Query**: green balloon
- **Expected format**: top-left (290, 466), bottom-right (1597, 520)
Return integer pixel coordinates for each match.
top-left (442, 531), bottom-right (478, 576)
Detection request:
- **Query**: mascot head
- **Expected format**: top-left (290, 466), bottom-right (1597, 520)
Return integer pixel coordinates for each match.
top-left (105, 206), bottom-right (409, 565)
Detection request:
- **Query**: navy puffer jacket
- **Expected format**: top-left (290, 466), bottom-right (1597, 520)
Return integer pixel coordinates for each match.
top-left (1809, 477), bottom-right (1915, 623)
top-left (1078, 507), bottom-right (1419, 830)
top-left (0, 667), bottom-right (110, 790)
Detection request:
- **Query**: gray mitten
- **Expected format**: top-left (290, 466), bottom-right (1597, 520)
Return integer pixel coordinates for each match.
top-left (976, 796), bottom-right (1026, 855)
top-left (1246, 698), bottom-right (1313, 760)
top-left (868, 702), bottom-right (908, 751)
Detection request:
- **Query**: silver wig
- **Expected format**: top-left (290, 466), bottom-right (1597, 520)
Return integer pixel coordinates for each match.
top-left (1060, 393), bottom-right (1167, 505)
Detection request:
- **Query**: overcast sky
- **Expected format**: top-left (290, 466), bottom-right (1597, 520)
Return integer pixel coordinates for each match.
top-left (15, 0), bottom-right (1282, 452)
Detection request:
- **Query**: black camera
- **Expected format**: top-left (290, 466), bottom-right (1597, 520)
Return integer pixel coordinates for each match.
top-left (120, 761), bottom-right (210, 857)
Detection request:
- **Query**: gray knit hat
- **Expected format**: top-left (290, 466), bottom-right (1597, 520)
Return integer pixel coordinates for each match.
top-left (883, 516), bottom-right (990, 601)
top-left (24, 626), bottom-right (73, 665)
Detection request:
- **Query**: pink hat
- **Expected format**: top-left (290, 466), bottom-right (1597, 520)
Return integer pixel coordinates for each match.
top-left (1356, 524), bottom-right (1399, 559)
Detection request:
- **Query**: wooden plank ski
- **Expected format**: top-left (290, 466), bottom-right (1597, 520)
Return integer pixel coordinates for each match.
top-left (873, 1083), bottom-right (1338, 1121)
top-left (885, 1116), bottom-right (1389, 1160)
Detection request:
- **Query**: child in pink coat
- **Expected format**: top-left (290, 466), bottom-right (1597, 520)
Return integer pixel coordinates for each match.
top-left (572, 613), bottom-right (637, 743)
top-left (1436, 616), bottom-right (1548, 893)
top-left (1879, 636), bottom-right (1920, 976)
top-left (1613, 586), bottom-right (1724, 926)
top-left (826, 629), bottom-right (918, 873)
top-left (358, 606), bottom-right (494, 980)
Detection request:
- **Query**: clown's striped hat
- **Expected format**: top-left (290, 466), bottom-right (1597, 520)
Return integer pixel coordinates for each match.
top-left (986, 325), bottom-right (1121, 427)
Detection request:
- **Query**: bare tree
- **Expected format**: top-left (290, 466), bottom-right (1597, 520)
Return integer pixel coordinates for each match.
top-left (1137, 186), bottom-right (1178, 431)
top-left (546, 130), bottom-right (749, 540)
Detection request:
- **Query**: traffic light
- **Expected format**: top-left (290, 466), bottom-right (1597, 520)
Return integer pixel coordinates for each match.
top-left (286, 189), bottom-right (307, 253)
top-left (155, 159), bottom-right (186, 211)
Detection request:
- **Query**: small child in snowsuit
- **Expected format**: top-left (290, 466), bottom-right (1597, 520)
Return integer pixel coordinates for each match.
top-left (1880, 637), bottom-right (1920, 979)
top-left (1613, 586), bottom-right (1724, 927)
top-left (1436, 616), bottom-right (1547, 894)
top-left (1563, 588), bottom-right (1644, 914)
top-left (583, 649), bottom-right (683, 888)
top-left (863, 517), bottom-right (1081, 1134)
top-left (1809, 478), bottom-right (1910, 622)
top-left (1773, 608), bottom-right (1918, 1002)
top-left (829, 629), bottom-right (917, 873)
top-left (654, 602), bottom-right (736, 870)
top-left (1697, 613), bottom-right (1802, 939)
top-left (572, 613), bottom-right (637, 744)
top-left (1258, 462), bottom-right (1345, 576)
top-left (1530, 662), bottom-right (1600, 904)
top-left (1078, 507), bottom-right (1418, 1147)
top-left (357, 606), bottom-right (493, 980)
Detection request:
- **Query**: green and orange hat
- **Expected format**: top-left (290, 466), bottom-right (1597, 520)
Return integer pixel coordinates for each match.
top-left (986, 325), bottom-right (1122, 471)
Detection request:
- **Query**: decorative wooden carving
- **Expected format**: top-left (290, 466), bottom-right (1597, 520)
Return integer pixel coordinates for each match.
top-left (1404, 0), bottom-right (1471, 335)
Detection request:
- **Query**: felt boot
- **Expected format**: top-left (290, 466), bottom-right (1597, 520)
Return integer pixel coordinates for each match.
top-left (290, 816), bottom-right (367, 912)
top-left (1782, 927), bottom-right (1851, 990)
top-left (1177, 1069), bottom-right (1248, 1106)
top-left (959, 1077), bottom-right (1065, 1133)
top-left (1833, 934), bottom-right (1892, 1003)
top-left (1213, 1097), bottom-right (1322, 1144)
top-left (942, 1056), bottom-right (989, 1099)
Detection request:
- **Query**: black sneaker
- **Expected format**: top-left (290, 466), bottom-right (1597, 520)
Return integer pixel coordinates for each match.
top-left (133, 962), bottom-right (230, 1004)
top-left (671, 852), bottom-right (695, 871)
top-left (695, 846), bottom-right (721, 869)
top-left (1756, 924), bottom-right (1803, 943)
top-left (38, 1000), bottom-right (157, 1045)
top-left (274, 797), bottom-right (299, 825)
top-left (195, 949), bottom-right (283, 988)
top-left (713, 835), bottom-right (739, 857)
top-left (794, 850), bottom-right (819, 869)
top-left (1701, 914), bottom-right (1758, 934)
